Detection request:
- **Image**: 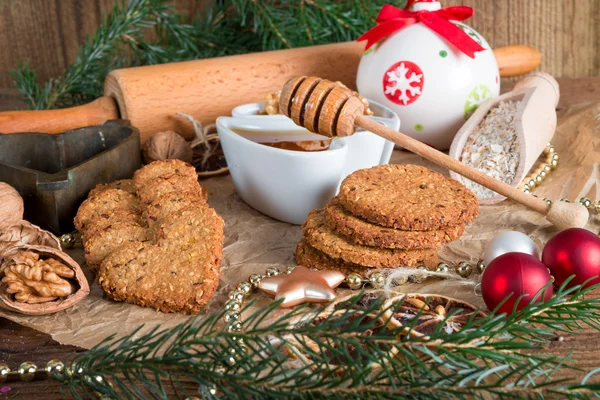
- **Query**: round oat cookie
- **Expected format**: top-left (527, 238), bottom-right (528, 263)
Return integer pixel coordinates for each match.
top-left (82, 209), bottom-right (145, 244)
top-left (84, 222), bottom-right (150, 268)
top-left (302, 210), bottom-right (439, 268)
top-left (296, 238), bottom-right (382, 275)
top-left (88, 179), bottom-right (137, 198)
top-left (74, 189), bottom-right (141, 232)
top-left (98, 241), bottom-right (221, 314)
top-left (143, 190), bottom-right (207, 227)
top-left (136, 174), bottom-right (204, 205)
top-left (324, 198), bottom-right (465, 249)
top-left (133, 159), bottom-right (197, 190)
top-left (155, 205), bottom-right (224, 254)
top-left (337, 164), bottom-right (479, 231)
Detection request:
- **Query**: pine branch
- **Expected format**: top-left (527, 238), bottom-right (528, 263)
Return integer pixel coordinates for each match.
top-left (10, 0), bottom-right (406, 110)
top-left (11, 0), bottom-right (169, 110)
top-left (50, 280), bottom-right (600, 399)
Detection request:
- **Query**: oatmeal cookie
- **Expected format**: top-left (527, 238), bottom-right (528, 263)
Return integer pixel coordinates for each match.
top-left (324, 198), bottom-right (465, 249)
top-left (82, 209), bottom-right (145, 244)
top-left (136, 174), bottom-right (205, 205)
top-left (133, 159), bottom-right (197, 190)
top-left (98, 234), bottom-right (222, 314)
top-left (302, 210), bottom-right (439, 268)
top-left (143, 190), bottom-right (207, 227)
top-left (337, 164), bottom-right (479, 231)
top-left (295, 238), bottom-right (383, 275)
top-left (155, 205), bottom-right (224, 254)
top-left (88, 179), bottom-right (137, 198)
top-left (84, 222), bottom-right (150, 268)
top-left (74, 189), bottom-right (141, 232)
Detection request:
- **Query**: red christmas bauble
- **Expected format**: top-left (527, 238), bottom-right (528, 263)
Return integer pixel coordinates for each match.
top-left (481, 252), bottom-right (553, 314)
top-left (542, 228), bottom-right (600, 288)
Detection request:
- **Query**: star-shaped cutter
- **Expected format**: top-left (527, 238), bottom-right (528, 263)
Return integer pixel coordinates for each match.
top-left (258, 266), bottom-right (345, 308)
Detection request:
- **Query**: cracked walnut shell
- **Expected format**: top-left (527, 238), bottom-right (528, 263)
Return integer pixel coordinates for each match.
top-left (0, 245), bottom-right (90, 315)
top-left (0, 220), bottom-right (61, 258)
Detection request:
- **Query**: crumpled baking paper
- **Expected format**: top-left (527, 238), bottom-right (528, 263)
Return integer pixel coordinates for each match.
top-left (1, 103), bottom-right (598, 349)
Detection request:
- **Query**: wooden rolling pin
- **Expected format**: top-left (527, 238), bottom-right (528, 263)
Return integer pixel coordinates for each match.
top-left (279, 76), bottom-right (589, 230)
top-left (0, 42), bottom-right (541, 143)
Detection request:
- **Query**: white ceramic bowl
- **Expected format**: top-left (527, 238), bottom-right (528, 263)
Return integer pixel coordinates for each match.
top-left (218, 100), bottom-right (400, 224)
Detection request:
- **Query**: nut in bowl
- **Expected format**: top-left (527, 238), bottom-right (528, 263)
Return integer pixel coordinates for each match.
top-left (219, 99), bottom-right (399, 224)
top-left (383, 294), bottom-right (487, 337)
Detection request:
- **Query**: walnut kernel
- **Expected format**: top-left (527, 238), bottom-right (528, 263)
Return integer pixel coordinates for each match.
top-left (1, 251), bottom-right (75, 304)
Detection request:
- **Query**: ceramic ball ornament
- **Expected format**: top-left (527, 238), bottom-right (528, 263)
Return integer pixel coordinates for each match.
top-left (483, 231), bottom-right (539, 265)
top-left (481, 252), bottom-right (553, 315)
top-left (356, 0), bottom-right (500, 150)
top-left (542, 228), bottom-right (600, 288)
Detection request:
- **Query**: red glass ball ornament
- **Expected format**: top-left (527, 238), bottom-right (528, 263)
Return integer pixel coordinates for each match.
top-left (481, 252), bottom-right (553, 314)
top-left (542, 228), bottom-right (600, 288)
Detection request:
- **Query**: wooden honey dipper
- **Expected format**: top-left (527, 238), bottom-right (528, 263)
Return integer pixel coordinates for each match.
top-left (279, 76), bottom-right (589, 230)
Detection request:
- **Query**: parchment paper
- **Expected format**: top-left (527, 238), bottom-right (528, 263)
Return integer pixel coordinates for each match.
top-left (1, 103), bottom-right (599, 349)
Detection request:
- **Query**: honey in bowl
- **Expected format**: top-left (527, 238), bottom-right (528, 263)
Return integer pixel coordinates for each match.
top-left (231, 128), bottom-right (331, 152)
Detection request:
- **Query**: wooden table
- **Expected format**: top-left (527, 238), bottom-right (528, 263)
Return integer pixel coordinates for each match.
top-left (1, 78), bottom-right (599, 399)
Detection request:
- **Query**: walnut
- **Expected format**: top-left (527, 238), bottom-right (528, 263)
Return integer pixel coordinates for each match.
top-left (142, 131), bottom-right (193, 164)
top-left (0, 245), bottom-right (90, 315)
top-left (0, 182), bottom-right (24, 230)
top-left (0, 220), bottom-right (61, 257)
top-left (258, 92), bottom-right (281, 115)
top-left (2, 251), bottom-right (74, 303)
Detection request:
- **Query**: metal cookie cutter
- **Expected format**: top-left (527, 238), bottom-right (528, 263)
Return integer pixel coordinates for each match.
top-left (0, 120), bottom-right (141, 233)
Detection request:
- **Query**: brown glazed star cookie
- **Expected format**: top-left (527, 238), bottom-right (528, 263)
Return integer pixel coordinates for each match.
top-left (82, 209), bottom-right (145, 244)
top-left (74, 189), bottom-right (141, 232)
top-left (98, 241), bottom-right (221, 314)
top-left (88, 179), bottom-right (137, 198)
top-left (302, 210), bottom-right (438, 268)
top-left (324, 198), bottom-right (465, 249)
top-left (143, 190), bottom-right (207, 227)
top-left (136, 174), bottom-right (205, 205)
top-left (84, 222), bottom-right (150, 268)
top-left (337, 164), bottom-right (479, 231)
top-left (295, 238), bottom-right (384, 275)
top-left (133, 159), bottom-right (198, 189)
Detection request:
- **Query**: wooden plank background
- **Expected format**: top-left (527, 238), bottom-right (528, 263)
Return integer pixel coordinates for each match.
top-left (0, 0), bottom-right (597, 89)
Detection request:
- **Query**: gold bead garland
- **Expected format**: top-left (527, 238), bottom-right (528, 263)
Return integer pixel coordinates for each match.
top-left (221, 261), bottom-right (487, 334)
top-left (518, 143), bottom-right (599, 212)
top-left (0, 363), bottom-right (9, 383)
top-left (519, 143), bottom-right (558, 197)
top-left (59, 232), bottom-right (76, 249)
top-left (18, 361), bottom-right (37, 382)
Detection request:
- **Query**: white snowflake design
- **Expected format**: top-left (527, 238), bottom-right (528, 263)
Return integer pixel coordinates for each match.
top-left (384, 63), bottom-right (423, 105)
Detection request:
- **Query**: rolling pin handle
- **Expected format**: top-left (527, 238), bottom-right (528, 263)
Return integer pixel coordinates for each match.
top-left (0, 96), bottom-right (119, 135)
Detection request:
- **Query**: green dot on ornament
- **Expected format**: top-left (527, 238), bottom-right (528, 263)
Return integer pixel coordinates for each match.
top-left (414, 124), bottom-right (424, 132)
top-left (439, 50), bottom-right (448, 58)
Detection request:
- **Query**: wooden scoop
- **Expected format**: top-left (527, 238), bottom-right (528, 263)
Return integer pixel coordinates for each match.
top-left (449, 72), bottom-right (560, 204)
top-left (279, 76), bottom-right (589, 230)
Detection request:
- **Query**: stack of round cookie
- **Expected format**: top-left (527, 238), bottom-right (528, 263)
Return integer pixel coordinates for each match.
top-left (296, 164), bottom-right (479, 274)
top-left (75, 159), bottom-right (224, 314)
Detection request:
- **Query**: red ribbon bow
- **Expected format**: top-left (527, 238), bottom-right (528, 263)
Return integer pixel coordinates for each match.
top-left (358, 4), bottom-right (486, 59)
